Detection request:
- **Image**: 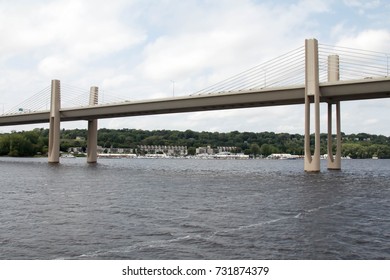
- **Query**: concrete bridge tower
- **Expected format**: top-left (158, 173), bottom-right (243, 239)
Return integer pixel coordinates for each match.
top-left (327, 54), bottom-right (342, 170)
top-left (48, 79), bottom-right (61, 163)
top-left (304, 39), bottom-right (321, 172)
top-left (87, 86), bottom-right (99, 163)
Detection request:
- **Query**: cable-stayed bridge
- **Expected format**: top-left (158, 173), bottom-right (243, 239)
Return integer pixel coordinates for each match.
top-left (1, 39), bottom-right (389, 171)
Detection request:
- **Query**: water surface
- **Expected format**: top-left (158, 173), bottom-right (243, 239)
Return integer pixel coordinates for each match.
top-left (0, 157), bottom-right (389, 259)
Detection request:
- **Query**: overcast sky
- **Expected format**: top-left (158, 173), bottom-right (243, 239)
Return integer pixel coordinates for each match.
top-left (1, 0), bottom-right (390, 135)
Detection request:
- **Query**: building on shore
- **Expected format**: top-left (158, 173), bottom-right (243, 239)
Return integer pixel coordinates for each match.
top-left (96, 146), bottom-right (134, 154)
top-left (196, 146), bottom-right (239, 155)
top-left (138, 145), bottom-right (187, 156)
top-left (196, 146), bottom-right (214, 155)
top-left (217, 146), bottom-right (239, 153)
top-left (266, 153), bottom-right (300, 160)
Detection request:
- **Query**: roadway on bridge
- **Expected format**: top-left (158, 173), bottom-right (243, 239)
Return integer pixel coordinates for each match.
top-left (0, 77), bottom-right (389, 126)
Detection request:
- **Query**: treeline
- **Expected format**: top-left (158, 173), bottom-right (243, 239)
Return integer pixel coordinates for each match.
top-left (0, 129), bottom-right (48, 157)
top-left (1, 128), bottom-right (390, 158)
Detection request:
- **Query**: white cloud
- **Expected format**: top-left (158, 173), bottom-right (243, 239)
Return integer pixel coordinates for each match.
top-left (0, 0), bottom-right (146, 76)
top-left (343, 0), bottom-right (381, 10)
top-left (1, 0), bottom-right (390, 136)
top-left (363, 118), bottom-right (379, 125)
top-left (38, 55), bottom-right (78, 77)
top-left (0, 0), bottom-right (147, 109)
top-left (136, 0), bottom-right (332, 94)
top-left (335, 29), bottom-right (390, 52)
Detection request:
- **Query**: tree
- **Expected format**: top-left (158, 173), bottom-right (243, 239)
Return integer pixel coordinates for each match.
top-left (187, 147), bottom-right (196, 156)
top-left (250, 143), bottom-right (260, 157)
top-left (0, 135), bottom-right (10, 156)
top-left (1, 128), bottom-right (390, 158)
top-left (260, 143), bottom-right (278, 157)
top-left (7, 133), bottom-right (34, 157)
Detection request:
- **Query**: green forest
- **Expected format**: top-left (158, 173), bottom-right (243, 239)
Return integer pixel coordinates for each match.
top-left (1, 128), bottom-right (390, 158)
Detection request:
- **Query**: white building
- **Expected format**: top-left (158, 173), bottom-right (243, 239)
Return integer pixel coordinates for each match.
top-left (138, 145), bottom-right (187, 156)
top-left (267, 153), bottom-right (300, 160)
top-left (196, 146), bottom-right (214, 155)
top-left (217, 146), bottom-right (238, 153)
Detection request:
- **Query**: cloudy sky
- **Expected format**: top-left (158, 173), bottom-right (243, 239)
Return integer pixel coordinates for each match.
top-left (1, 0), bottom-right (390, 135)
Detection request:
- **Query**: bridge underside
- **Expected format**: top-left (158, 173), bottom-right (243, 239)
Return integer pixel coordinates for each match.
top-left (1, 77), bottom-right (389, 126)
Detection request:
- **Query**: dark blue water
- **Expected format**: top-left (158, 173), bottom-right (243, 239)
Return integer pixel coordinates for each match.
top-left (0, 157), bottom-right (389, 259)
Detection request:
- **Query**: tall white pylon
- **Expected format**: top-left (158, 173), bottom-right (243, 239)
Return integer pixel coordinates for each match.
top-left (48, 79), bottom-right (61, 163)
top-left (87, 86), bottom-right (99, 163)
top-left (327, 55), bottom-right (342, 170)
top-left (304, 39), bottom-right (321, 172)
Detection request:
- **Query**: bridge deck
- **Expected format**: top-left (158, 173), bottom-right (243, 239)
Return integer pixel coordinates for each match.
top-left (1, 77), bottom-right (389, 126)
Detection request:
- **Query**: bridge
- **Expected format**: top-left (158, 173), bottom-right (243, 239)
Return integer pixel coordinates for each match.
top-left (1, 39), bottom-right (389, 171)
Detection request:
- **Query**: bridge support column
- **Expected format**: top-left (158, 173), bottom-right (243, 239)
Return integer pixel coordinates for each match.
top-left (87, 86), bottom-right (98, 163)
top-left (327, 55), bottom-right (341, 170)
top-left (327, 102), bottom-right (341, 169)
top-left (48, 79), bottom-right (61, 163)
top-left (304, 39), bottom-right (321, 172)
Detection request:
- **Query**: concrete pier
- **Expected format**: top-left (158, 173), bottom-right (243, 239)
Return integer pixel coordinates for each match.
top-left (87, 86), bottom-right (99, 163)
top-left (48, 79), bottom-right (61, 163)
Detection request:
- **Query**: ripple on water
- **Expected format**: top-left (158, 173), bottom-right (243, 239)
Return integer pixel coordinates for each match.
top-left (0, 157), bottom-right (389, 259)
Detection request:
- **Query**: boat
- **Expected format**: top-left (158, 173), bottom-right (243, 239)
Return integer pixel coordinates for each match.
top-left (61, 153), bottom-right (76, 158)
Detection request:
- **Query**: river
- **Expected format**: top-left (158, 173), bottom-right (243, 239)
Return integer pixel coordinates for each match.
top-left (0, 157), bottom-right (389, 259)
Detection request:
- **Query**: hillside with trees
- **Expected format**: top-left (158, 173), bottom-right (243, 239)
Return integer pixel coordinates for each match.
top-left (1, 128), bottom-right (390, 158)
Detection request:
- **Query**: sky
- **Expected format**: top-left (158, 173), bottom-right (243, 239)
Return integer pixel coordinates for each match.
top-left (1, 0), bottom-right (390, 135)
